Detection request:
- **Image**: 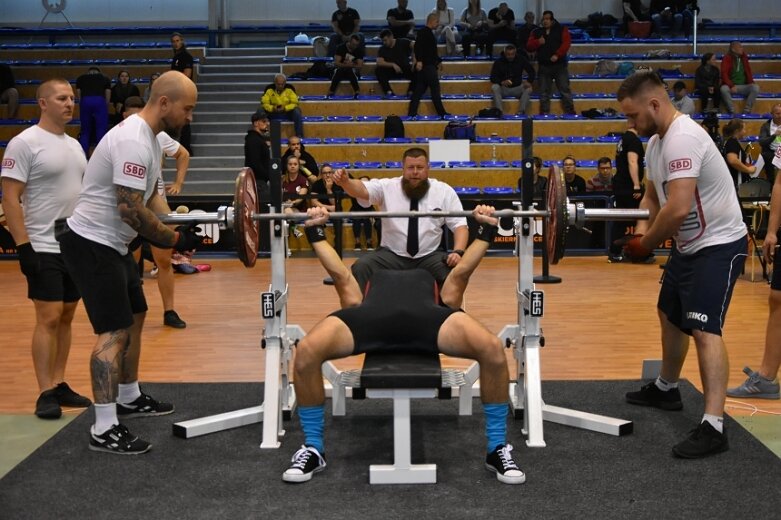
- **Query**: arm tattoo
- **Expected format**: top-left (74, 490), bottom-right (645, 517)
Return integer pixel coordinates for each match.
top-left (116, 185), bottom-right (176, 247)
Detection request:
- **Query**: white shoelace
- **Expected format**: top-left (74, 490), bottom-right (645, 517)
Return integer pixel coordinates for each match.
top-left (497, 444), bottom-right (519, 470)
top-left (289, 445), bottom-right (318, 470)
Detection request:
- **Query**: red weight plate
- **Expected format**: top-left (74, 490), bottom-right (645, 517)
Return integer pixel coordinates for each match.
top-left (234, 168), bottom-right (260, 268)
top-left (545, 165), bottom-right (568, 264)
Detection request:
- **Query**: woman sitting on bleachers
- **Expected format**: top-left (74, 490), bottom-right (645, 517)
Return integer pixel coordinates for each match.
top-left (695, 53), bottom-right (721, 113)
top-left (142, 72), bottom-right (160, 103)
top-left (110, 70), bottom-right (140, 126)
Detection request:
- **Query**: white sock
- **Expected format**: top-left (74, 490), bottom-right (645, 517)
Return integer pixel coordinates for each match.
top-left (92, 403), bottom-right (118, 435)
top-left (654, 376), bottom-right (678, 391)
top-left (118, 382), bottom-right (141, 404)
top-left (702, 414), bottom-right (724, 433)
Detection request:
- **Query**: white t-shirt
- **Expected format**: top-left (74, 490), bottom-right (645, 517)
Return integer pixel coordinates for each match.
top-left (67, 114), bottom-right (162, 254)
top-left (1, 125), bottom-right (86, 253)
top-left (155, 131), bottom-right (180, 197)
top-left (360, 177), bottom-right (467, 258)
top-left (645, 114), bottom-right (746, 254)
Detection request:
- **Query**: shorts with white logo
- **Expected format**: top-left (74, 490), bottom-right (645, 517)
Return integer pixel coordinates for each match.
top-left (658, 235), bottom-right (747, 336)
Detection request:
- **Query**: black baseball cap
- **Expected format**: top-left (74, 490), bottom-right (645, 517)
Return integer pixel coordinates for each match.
top-left (251, 109), bottom-right (269, 122)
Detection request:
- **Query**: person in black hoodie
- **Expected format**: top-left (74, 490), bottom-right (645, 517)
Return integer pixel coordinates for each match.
top-left (408, 12), bottom-right (449, 118)
top-left (489, 44), bottom-right (535, 116)
top-left (694, 52), bottom-right (721, 113)
top-left (244, 109), bottom-right (272, 253)
top-left (282, 135), bottom-right (320, 177)
top-left (526, 10), bottom-right (575, 115)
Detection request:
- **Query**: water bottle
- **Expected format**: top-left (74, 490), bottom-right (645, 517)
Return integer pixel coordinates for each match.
top-left (490, 132), bottom-right (498, 161)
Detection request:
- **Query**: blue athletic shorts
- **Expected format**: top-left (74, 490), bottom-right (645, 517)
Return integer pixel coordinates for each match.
top-left (658, 235), bottom-right (747, 336)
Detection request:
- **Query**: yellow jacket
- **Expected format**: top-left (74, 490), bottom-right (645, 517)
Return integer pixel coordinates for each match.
top-left (261, 86), bottom-right (299, 113)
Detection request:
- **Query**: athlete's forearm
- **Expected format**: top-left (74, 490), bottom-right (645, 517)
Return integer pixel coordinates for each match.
top-left (116, 185), bottom-right (176, 247)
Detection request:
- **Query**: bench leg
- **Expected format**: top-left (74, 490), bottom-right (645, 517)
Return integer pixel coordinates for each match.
top-left (368, 390), bottom-right (437, 484)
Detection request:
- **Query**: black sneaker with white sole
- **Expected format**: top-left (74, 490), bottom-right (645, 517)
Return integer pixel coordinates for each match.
top-left (282, 445), bottom-right (326, 483)
top-left (116, 392), bottom-right (174, 418)
top-left (55, 382), bottom-right (92, 408)
top-left (89, 424), bottom-right (151, 455)
top-left (485, 444), bottom-right (526, 484)
top-left (625, 381), bottom-right (683, 410)
top-left (35, 388), bottom-right (61, 419)
top-left (672, 421), bottom-right (729, 459)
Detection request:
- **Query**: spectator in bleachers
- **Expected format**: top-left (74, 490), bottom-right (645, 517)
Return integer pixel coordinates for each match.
top-left (262, 73), bottom-right (304, 138)
top-left (758, 103), bottom-right (781, 183)
top-left (516, 156), bottom-right (547, 199)
top-left (459, 0), bottom-right (488, 58)
top-left (515, 11), bottom-right (537, 58)
top-left (142, 72), bottom-right (160, 103)
top-left (387, 0), bottom-right (416, 40)
top-left (649, 0), bottom-right (692, 38)
top-left (527, 10), bottom-right (576, 116)
top-left (720, 40), bottom-right (760, 115)
top-left (1, 78), bottom-right (91, 419)
top-left (375, 29), bottom-right (415, 98)
top-left (431, 0), bottom-right (461, 56)
top-left (562, 155), bottom-right (586, 194)
top-left (310, 163), bottom-right (342, 212)
top-left (244, 109), bottom-right (272, 253)
top-left (283, 135), bottom-right (320, 177)
top-left (170, 32), bottom-right (194, 154)
top-left (485, 2), bottom-right (516, 58)
top-left (0, 63), bottom-right (19, 119)
top-left (351, 175), bottom-right (378, 251)
top-left (408, 13), bottom-right (450, 119)
top-left (75, 66), bottom-right (111, 156)
top-left (623, 0), bottom-right (648, 24)
top-left (694, 52), bottom-right (720, 113)
top-left (722, 118), bottom-right (756, 188)
top-left (489, 44), bottom-right (535, 116)
top-left (608, 126), bottom-right (645, 262)
top-left (328, 0), bottom-right (362, 57)
top-left (671, 80), bottom-right (695, 115)
top-left (110, 70), bottom-right (140, 126)
top-left (587, 157), bottom-right (615, 192)
top-left (328, 34), bottom-right (364, 99)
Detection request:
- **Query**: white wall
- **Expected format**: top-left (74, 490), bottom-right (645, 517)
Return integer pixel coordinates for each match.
top-left (0, 0), bottom-right (778, 26)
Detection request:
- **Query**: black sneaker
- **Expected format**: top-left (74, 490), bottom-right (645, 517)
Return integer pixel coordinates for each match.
top-left (55, 382), bottom-right (92, 408)
top-left (485, 444), bottom-right (526, 484)
top-left (35, 388), bottom-right (61, 419)
top-left (163, 310), bottom-right (186, 329)
top-left (89, 423), bottom-right (151, 455)
top-left (672, 421), bottom-right (729, 459)
top-left (117, 392), bottom-right (175, 418)
top-left (626, 381), bottom-right (683, 410)
top-left (282, 445), bottom-right (326, 483)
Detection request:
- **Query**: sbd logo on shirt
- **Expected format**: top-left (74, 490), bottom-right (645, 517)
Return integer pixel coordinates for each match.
top-left (123, 162), bottom-right (146, 179)
top-left (2, 158), bottom-right (15, 169)
top-left (669, 158), bottom-right (692, 173)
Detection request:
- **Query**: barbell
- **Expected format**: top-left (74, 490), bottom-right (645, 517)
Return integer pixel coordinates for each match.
top-left (160, 167), bottom-right (648, 268)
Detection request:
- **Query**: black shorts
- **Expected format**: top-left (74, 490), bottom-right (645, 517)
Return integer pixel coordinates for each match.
top-left (658, 235), bottom-right (747, 336)
top-left (25, 252), bottom-right (80, 303)
top-left (331, 303), bottom-right (460, 355)
top-left (771, 247), bottom-right (781, 291)
top-left (58, 230), bottom-right (147, 334)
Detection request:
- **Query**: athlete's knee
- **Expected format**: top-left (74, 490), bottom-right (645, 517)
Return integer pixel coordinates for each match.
top-left (294, 337), bottom-right (328, 373)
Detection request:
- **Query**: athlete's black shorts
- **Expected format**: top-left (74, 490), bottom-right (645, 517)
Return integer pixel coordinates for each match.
top-left (658, 235), bottom-right (747, 336)
top-left (771, 246), bottom-right (781, 291)
top-left (25, 252), bottom-right (80, 303)
top-left (57, 229), bottom-right (147, 334)
top-left (330, 269), bottom-right (460, 354)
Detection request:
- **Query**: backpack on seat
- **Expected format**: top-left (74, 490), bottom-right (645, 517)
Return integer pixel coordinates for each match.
top-left (444, 119), bottom-right (476, 141)
top-left (384, 115), bottom-right (405, 138)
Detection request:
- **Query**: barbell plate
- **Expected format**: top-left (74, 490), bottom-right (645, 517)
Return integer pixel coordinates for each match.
top-left (546, 165), bottom-right (568, 264)
top-left (234, 167), bottom-right (260, 268)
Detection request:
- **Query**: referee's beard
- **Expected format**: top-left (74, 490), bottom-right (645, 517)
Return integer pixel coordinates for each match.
top-left (402, 178), bottom-right (430, 201)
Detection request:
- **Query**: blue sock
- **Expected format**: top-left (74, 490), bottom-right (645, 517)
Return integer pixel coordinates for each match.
top-left (298, 404), bottom-right (325, 454)
top-left (483, 402), bottom-right (508, 453)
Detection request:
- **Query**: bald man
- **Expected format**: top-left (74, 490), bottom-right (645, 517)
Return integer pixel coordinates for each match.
top-left (1, 78), bottom-right (92, 419)
top-left (57, 71), bottom-right (203, 455)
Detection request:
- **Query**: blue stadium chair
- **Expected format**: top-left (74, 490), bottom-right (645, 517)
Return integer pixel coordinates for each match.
top-left (560, 113), bottom-right (586, 120)
top-left (383, 137), bottom-right (413, 143)
top-left (442, 94), bottom-right (468, 99)
top-left (467, 75), bottom-right (489, 80)
top-left (353, 161), bottom-right (383, 169)
top-left (355, 115), bottom-right (383, 122)
top-left (480, 160), bottom-right (510, 168)
top-left (301, 138), bottom-right (322, 145)
top-left (327, 95), bottom-right (356, 101)
top-left (356, 94), bottom-right (383, 100)
top-left (454, 186), bottom-right (481, 195)
top-left (354, 137), bottom-right (383, 144)
top-left (441, 75), bottom-right (467, 80)
top-left (475, 136), bottom-right (503, 143)
top-left (505, 136), bottom-right (523, 143)
top-left (449, 161), bottom-right (477, 168)
top-left (567, 136), bottom-right (595, 143)
top-left (413, 115), bottom-right (441, 121)
top-left (511, 160), bottom-right (525, 168)
top-left (597, 135), bottom-right (622, 143)
top-left (282, 57), bottom-right (310, 62)
top-left (324, 137), bottom-right (352, 144)
top-left (415, 137), bottom-right (432, 143)
top-left (301, 116), bottom-right (325, 122)
top-left (543, 160), bottom-right (561, 167)
top-left (501, 114), bottom-right (527, 120)
top-left (300, 96), bottom-right (328, 102)
top-left (330, 161), bottom-right (351, 169)
top-left (536, 136), bottom-right (565, 143)
top-left (385, 161), bottom-right (402, 168)
top-left (468, 94), bottom-right (492, 99)
top-left (577, 160), bottom-right (598, 168)
top-left (326, 116), bottom-right (354, 122)
top-left (532, 114), bottom-right (559, 120)
top-left (430, 161), bottom-right (446, 168)
top-left (482, 186), bottom-right (514, 194)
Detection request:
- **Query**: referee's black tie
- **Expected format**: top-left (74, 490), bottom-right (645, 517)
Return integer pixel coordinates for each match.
top-left (407, 198), bottom-right (419, 257)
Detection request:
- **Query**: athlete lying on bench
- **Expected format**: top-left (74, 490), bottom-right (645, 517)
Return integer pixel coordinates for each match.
top-left (282, 205), bottom-right (524, 485)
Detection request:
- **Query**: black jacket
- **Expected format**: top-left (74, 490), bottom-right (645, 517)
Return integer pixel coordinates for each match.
top-left (282, 147), bottom-right (319, 177)
top-left (490, 51), bottom-right (536, 86)
top-left (413, 26), bottom-right (440, 67)
top-left (694, 64), bottom-right (719, 93)
top-left (244, 130), bottom-right (271, 183)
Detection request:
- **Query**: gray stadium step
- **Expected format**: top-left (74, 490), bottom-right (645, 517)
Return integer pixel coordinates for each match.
top-left (202, 55), bottom-right (283, 66)
top-left (199, 63), bottom-right (281, 74)
top-left (197, 72), bottom-right (279, 83)
top-left (198, 91), bottom-right (264, 102)
top-left (176, 156), bottom-right (244, 168)
top-left (192, 111), bottom-right (257, 123)
top-left (191, 143), bottom-right (245, 156)
top-left (195, 101), bottom-right (262, 112)
top-left (206, 46), bottom-right (286, 57)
